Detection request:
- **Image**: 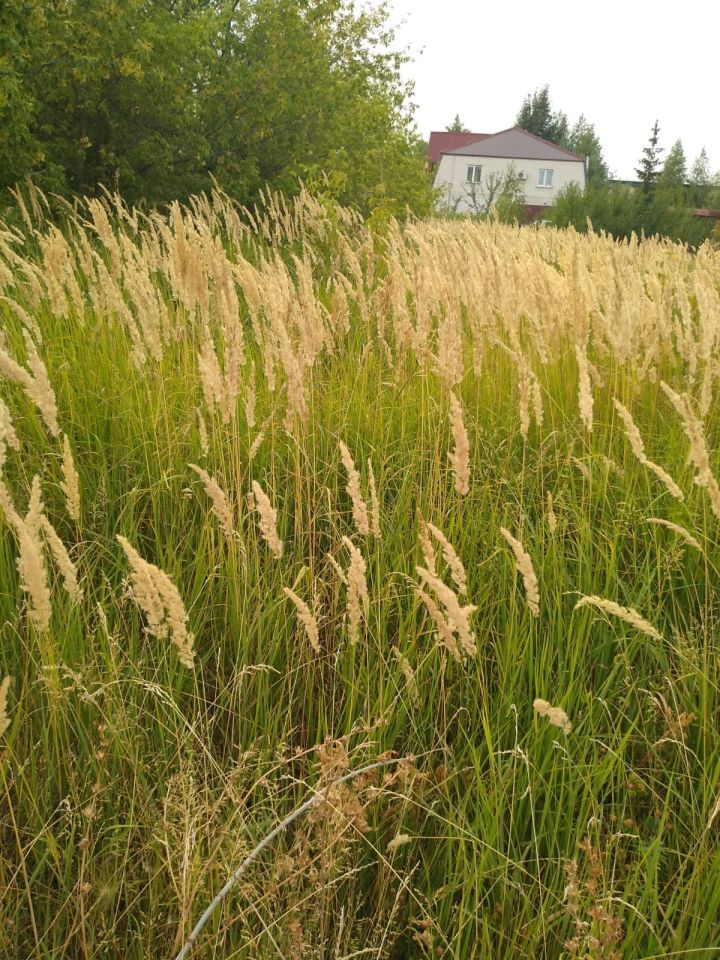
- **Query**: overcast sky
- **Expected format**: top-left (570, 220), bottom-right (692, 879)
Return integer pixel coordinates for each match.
top-left (383, 0), bottom-right (716, 180)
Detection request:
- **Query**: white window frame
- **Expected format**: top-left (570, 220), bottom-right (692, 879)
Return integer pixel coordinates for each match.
top-left (538, 168), bottom-right (554, 188)
top-left (466, 164), bottom-right (482, 184)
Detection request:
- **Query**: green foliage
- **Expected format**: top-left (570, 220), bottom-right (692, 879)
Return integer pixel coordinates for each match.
top-left (547, 181), bottom-right (714, 246)
top-left (0, 0), bottom-right (433, 215)
top-left (493, 164), bottom-right (527, 223)
top-left (635, 120), bottom-right (664, 192)
top-left (568, 114), bottom-right (608, 185)
top-left (689, 147), bottom-right (713, 207)
top-left (446, 114), bottom-right (470, 132)
top-left (516, 86), bottom-right (607, 185)
top-left (516, 84), bottom-right (569, 145)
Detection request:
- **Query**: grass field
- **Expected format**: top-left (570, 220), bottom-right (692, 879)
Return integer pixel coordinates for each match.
top-left (1, 186), bottom-right (720, 959)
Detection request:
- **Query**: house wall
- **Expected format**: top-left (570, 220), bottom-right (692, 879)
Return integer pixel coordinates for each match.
top-left (433, 153), bottom-right (586, 214)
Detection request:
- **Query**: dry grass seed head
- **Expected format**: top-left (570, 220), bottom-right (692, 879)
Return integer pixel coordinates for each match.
top-left (646, 517), bottom-right (702, 552)
top-left (534, 697), bottom-right (572, 734)
top-left (416, 565), bottom-right (477, 658)
top-left (117, 535), bottom-right (195, 668)
top-left (448, 392), bottom-right (470, 496)
top-left (251, 480), bottom-right (283, 558)
top-left (575, 594), bottom-right (661, 641)
top-left (342, 535), bottom-right (368, 644)
top-left (499, 527), bottom-right (540, 617)
top-left (367, 458), bottom-right (381, 538)
top-left (613, 399), bottom-right (683, 500)
top-left (661, 381), bottom-right (720, 516)
top-left (426, 522), bottom-right (467, 595)
top-left (546, 491), bottom-right (558, 534)
top-left (283, 586), bottom-right (320, 654)
top-left (60, 434), bottom-right (81, 522)
top-left (339, 441), bottom-right (370, 537)
top-left (41, 516), bottom-right (82, 603)
top-left (0, 675), bottom-right (11, 737)
top-left (189, 463), bottom-right (235, 543)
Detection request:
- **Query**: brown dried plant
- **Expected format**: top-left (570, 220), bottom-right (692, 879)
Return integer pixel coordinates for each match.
top-left (117, 536), bottom-right (195, 668)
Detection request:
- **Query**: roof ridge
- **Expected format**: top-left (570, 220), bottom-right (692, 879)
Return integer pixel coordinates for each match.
top-left (441, 126), bottom-right (585, 162)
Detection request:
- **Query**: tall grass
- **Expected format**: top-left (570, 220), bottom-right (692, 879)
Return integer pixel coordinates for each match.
top-left (1, 185), bottom-right (720, 958)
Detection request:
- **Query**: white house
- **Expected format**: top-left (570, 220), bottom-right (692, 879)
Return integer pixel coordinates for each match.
top-left (431, 126), bottom-right (587, 218)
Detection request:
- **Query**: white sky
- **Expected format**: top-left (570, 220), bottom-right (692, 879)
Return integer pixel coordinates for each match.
top-left (383, 0), bottom-right (717, 180)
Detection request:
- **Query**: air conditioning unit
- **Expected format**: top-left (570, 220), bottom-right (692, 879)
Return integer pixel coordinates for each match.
top-left (517, 171), bottom-right (527, 181)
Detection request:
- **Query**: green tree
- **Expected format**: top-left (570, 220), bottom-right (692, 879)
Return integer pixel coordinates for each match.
top-left (567, 115), bottom-right (608, 185)
top-left (516, 85), bottom-right (569, 145)
top-left (635, 120), bottom-right (664, 193)
top-left (446, 114), bottom-right (470, 132)
top-left (0, 0), bottom-right (433, 215)
top-left (689, 148), bottom-right (712, 207)
top-left (659, 139), bottom-right (687, 189)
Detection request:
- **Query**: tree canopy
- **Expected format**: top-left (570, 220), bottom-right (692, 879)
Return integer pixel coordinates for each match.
top-left (0, 0), bottom-right (434, 215)
top-left (446, 114), bottom-right (470, 133)
top-left (516, 85), bottom-right (569, 147)
top-left (516, 86), bottom-right (607, 185)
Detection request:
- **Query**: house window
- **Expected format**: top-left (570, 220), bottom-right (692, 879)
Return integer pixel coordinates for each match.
top-left (466, 164), bottom-right (482, 184)
top-left (538, 168), bottom-right (554, 187)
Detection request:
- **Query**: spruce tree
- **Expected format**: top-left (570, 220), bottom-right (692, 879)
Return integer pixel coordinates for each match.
top-left (635, 121), bottom-right (664, 192)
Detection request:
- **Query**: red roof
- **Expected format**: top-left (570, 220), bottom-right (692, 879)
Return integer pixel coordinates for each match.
top-left (427, 131), bottom-right (490, 165)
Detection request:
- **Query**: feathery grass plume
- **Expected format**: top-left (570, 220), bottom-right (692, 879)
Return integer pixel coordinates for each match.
top-left (367, 459), bottom-right (381, 538)
top-left (196, 409), bottom-right (209, 457)
top-left (0, 398), bottom-right (20, 453)
top-left (6, 475), bottom-right (53, 633)
top-left (249, 428), bottom-right (265, 462)
top-left (531, 377), bottom-right (544, 429)
top-left (283, 586), bottom-right (320, 654)
top-left (646, 517), bottom-right (703, 552)
top-left (517, 359), bottom-right (531, 442)
top-left (339, 441), bottom-right (370, 537)
top-left (533, 698), bottom-right (572, 734)
top-left (245, 363), bottom-right (256, 429)
top-left (41, 516), bottom-right (82, 603)
top-left (251, 480), bottom-right (283, 558)
top-left (613, 398), bottom-right (683, 499)
top-left (426, 522), bottom-right (467, 595)
top-left (0, 675), bottom-right (10, 737)
top-left (189, 464), bottom-right (235, 543)
top-left (16, 516), bottom-right (52, 632)
top-left (572, 457), bottom-right (591, 482)
top-left (418, 516), bottom-right (437, 576)
top-left (60, 434), bottom-right (81, 522)
top-left (416, 565), bottom-right (477, 658)
top-left (546, 491), bottom-right (558, 534)
top-left (386, 833), bottom-right (412, 853)
top-left (575, 594), bottom-right (661, 641)
top-left (197, 328), bottom-right (231, 423)
top-left (23, 331), bottom-right (60, 437)
top-left (0, 334), bottom-right (60, 436)
top-left (661, 382), bottom-right (720, 517)
top-left (499, 527), bottom-right (540, 617)
top-left (321, 554), bottom-right (346, 591)
top-left (575, 343), bottom-right (593, 432)
top-left (342, 536), bottom-right (368, 644)
top-left (448, 391), bottom-right (470, 496)
top-left (117, 535), bottom-right (195, 668)
top-left (392, 645), bottom-right (419, 704)
top-left (415, 585), bottom-right (462, 662)
top-left (0, 479), bottom-right (21, 527)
